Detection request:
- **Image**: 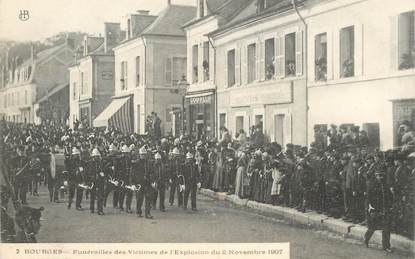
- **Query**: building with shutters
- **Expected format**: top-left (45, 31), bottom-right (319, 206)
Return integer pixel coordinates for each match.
top-left (0, 39), bottom-right (75, 124)
top-left (69, 23), bottom-right (123, 129)
top-left (305, 0), bottom-right (415, 150)
top-left (93, 3), bottom-right (196, 135)
top-left (183, 0), bottom-right (253, 140)
top-left (209, 0), bottom-right (307, 147)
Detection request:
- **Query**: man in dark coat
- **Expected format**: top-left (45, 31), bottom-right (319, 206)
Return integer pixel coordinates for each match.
top-left (364, 168), bottom-right (393, 252)
top-left (183, 152), bottom-right (201, 211)
top-left (88, 148), bottom-right (105, 215)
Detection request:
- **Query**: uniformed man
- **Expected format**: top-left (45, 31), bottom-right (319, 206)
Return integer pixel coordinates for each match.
top-left (183, 152), bottom-right (201, 211)
top-left (117, 145), bottom-right (131, 212)
top-left (103, 144), bottom-right (120, 208)
top-left (364, 168), bottom-right (393, 253)
top-left (133, 146), bottom-right (154, 219)
top-left (12, 146), bottom-right (29, 205)
top-left (67, 147), bottom-right (85, 210)
top-left (88, 148), bottom-right (105, 215)
top-left (153, 152), bottom-right (167, 212)
top-left (169, 147), bottom-right (184, 207)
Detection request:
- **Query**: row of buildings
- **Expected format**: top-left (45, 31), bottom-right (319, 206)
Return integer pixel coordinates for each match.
top-left (0, 0), bottom-right (414, 150)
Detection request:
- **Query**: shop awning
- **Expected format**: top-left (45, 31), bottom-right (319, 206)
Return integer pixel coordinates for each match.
top-left (93, 96), bottom-right (132, 133)
top-left (185, 92), bottom-right (214, 105)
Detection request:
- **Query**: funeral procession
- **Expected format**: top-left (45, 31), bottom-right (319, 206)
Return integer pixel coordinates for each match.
top-left (0, 0), bottom-right (414, 258)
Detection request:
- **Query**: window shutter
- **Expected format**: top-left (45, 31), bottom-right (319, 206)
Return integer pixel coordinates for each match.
top-left (165, 57), bottom-right (172, 84)
top-left (295, 30), bottom-right (303, 76)
top-left (235, 46), bottom-right (241, 86)
top-left (259, 41), bottom-right (265, 81)
top-left (355, 24), bottom-right (364, 76)
top-left (209, 44), bottom-right (214, 81)
top-left (255, 41), bottom-right (261, 81)
top-left (241, 44), bottom-right (247, 85)
top-left (224, 49), bottom-right (228, 87)
top-left (275, 36), bottom-right (285, 78)
top-left (390, 15), bottom-right (398, 71)
top-left (285, 113), bottom-right (292, 145)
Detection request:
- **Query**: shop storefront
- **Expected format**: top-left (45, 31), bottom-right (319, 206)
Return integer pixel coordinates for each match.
top-left (185, 90), bottom-right (215, 139)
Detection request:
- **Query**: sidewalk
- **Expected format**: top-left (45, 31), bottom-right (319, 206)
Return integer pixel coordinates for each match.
top-left (200, 188), bottom-right (414, 254)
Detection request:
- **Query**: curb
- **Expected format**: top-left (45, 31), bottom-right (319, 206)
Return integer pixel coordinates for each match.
top-left (200, 188), bottom-right (414, 254)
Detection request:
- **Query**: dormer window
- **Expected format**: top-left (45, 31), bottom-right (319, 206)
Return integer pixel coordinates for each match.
top-left (199, 0), bottom-right (204, 18)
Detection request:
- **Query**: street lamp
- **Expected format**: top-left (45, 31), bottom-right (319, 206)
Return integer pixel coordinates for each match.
top-left (177, 75), bottom-right (189, 135)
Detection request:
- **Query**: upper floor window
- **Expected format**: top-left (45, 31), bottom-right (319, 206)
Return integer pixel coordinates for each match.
top-left (227, 49), bottom-right (236, 87)
top-left (172, 57), bottom-right (187, 86)
top-left (285, 33), bottom-right (296, 76)
top-left (340, 26), bottom-right (355, 78)
top-left (265, 38), bottom-right (275, 80)
top-left (203, 41), bottom-right (210, 81)
top-left (398, 11), bottom-right (415, 70)
top-left (120, 61), bottom-right (128, 90)
top-left (315, 33), bottom-right (327, 81)
top-left (165, 57), bottom-right (187, 86)
top-left (192, 45), bottom-right (198, 83)
top-left (136, 56), bottom-right (141, 87)
top-left (247, 43), bottom-right (257, 83)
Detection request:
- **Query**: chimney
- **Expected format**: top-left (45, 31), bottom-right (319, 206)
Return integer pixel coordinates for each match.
top-left (83, 36), bottom-right (89, 56)
top-left (136, 10), bottom-right (150, 15)
top-left (104, 23), bottom-right (122, 53)
top-left (31, 44), bottom-right (36, 61)
top-left (65, 37), bottom-right (75, 48)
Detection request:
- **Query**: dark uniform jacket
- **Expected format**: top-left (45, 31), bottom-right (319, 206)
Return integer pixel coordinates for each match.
top-left (183, 160), bottom-right (200, 185)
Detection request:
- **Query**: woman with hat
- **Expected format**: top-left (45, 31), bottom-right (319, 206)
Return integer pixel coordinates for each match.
top-left (235, 146), bottom-right (250, 198)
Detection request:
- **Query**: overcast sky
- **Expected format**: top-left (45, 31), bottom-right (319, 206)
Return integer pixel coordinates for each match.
top-left (0, 0), bottom-right (196, 42)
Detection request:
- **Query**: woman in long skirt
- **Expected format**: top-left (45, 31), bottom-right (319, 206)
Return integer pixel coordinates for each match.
top-left (212, 150), bottom-right (223, 192)
top-left (235, 152), bottom-right (248, 198)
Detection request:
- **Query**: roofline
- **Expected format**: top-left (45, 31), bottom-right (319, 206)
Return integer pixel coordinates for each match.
top-left (208, 3), bottom-right (300, 38)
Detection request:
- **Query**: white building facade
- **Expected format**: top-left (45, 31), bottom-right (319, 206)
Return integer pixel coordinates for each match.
top-left (305, 0), bottom-right (415, 150)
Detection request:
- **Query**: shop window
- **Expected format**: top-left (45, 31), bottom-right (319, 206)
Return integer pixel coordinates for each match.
top-left (192, 45), bottom-right (198, 83)
top-left (265, 38), bottom-right (275, 80)
top-left (227, 49), bottom-right (236, 87)
top-left (340, 26), bottom-right (355, 78)
top-left (236, 116), bottom-right (244, 133)
top-left (398, 11), bottom-right (415, 70)
top-left (315, 33), bottom-right (327, 81)
top-left (203, 41), bottom-right (210, 81)
top-left (120, 61), bottom-right (128, 90)
top-left (136, 56), bottom-right (140, 86)
top-left (285, 33), bottom-right (296, 76)
top-left (362, 123), bottom-right (380, 148)
top-left (247, 43), bottom-right (256, 83)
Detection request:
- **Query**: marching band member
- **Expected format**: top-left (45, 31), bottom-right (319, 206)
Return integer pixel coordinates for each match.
top-left (103, 144), bottom-right (119, 208)
top-left (133, 146), bottom-right (153, 219)
top-left (67, 147), bottom-right (85, 210)
top-left (169, 147), bottom-right (184, 207)
top-left (118, 145), bottom-right (131, 212)
top-left (88, 148), bottom-right (105, 215)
